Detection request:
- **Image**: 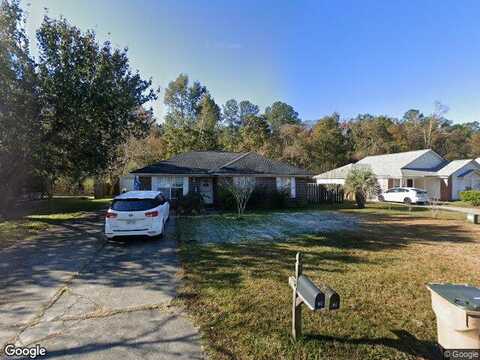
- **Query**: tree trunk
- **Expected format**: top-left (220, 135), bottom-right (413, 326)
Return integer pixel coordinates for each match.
top-left (355, 191), bottom-right (366, 209)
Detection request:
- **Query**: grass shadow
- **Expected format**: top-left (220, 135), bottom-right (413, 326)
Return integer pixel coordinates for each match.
top-left (304, 329), bottom-right (440, 360)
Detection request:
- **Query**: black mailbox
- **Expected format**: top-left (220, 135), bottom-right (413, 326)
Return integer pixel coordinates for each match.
top-left (319, 284), bottom-right (340, 310)
top-left (296, 275), bottom-right (340, 311)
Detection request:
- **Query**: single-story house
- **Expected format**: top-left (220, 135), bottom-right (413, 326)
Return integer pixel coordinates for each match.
top-left (120, 151), bottom-right (312, 204)
top-left (314, 149), bottom-right (480, 201)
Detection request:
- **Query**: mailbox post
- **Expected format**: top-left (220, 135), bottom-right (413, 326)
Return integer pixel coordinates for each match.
top-left (292, 253), bottom-right (303, 339)
top-left (288, 252), bottom-right (340, 341)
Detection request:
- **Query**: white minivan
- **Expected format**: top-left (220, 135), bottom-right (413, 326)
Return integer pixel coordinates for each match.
top-left (378, 187), bottom-right (430, 204)
top-left (105, 191), bottom-right (170, 239)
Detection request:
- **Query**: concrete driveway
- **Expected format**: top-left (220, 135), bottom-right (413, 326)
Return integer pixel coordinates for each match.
top-left (0, 213), bottom-right (202, 359)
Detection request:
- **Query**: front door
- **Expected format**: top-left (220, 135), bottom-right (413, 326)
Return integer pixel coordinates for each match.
top-left (199, 178), bottom-right (214, 204)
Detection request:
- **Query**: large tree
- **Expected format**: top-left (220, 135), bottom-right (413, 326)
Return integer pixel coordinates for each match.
top-left (36, 16), bottom-right (157, 186)
top-left (162, 74), bottom-right (214, 155)
top-left (238, 114), bottom-right (270, 153)
top-left (264, 101), bottom-right (300, 134)
top-left (396, 109), bottom-right (426, 151)
top-left (277, 124), bottom-right (311, 168)
top-left (239, 100), bottom-right (260, 125)
top-left (196, 94), bottom-right (220, 150)
top-left (309, 113), bottom-right (350, 172)
top-left (0, 0), bottom-right (41, 214)
top-left (470, 132), bottom-right (480, 158)
top-left (348, 114), bottom-right (398, 159)
top-left (440, 124), bottom-right (473, 160)
top-left (164, 73), bottom-right (207, 127)
top-left (222, 99), bottom-right (241, 128)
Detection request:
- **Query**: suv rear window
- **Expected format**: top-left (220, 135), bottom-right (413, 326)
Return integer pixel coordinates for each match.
top-left (111, 199), bottom-right (159, 212)
top-left (414, 189), bottom-right (428, 194)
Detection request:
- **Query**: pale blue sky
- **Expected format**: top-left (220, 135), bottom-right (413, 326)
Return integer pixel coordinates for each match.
top-left (22, 0), bottom-right (480, 123)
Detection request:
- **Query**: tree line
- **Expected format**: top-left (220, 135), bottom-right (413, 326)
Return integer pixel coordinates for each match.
top-left (2, 0), bottom-right (480, 215)
top-left (131, 77), bottom-right (480, 176)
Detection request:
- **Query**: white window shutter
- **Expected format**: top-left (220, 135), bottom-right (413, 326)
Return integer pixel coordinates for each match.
top-left (183, 176), bottom-right (189, 195)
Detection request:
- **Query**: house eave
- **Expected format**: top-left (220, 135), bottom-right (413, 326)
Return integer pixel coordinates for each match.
top-left (125, 173), bottom-right (312, 178)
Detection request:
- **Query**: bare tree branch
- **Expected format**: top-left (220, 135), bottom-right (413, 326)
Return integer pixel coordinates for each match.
top-left (220, 177), bottom-right (255, 216)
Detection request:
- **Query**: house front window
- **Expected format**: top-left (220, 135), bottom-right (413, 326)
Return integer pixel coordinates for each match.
top-left (233, 176), bottom-right (256, 188)
top-left (276, 177), bottom-right (291, 192)
top-left (138, 176), bottom-right (152, 190)
top-left (155, 176), bottom-right (184, 200)
top-left (276, 177), bottom-right (295, 197)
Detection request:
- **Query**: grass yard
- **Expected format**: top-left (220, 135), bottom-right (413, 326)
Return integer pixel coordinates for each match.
top-left (0, 197), bottom-right (111, 249)
top-left (441, 200), bottom-right (479, 209)
top-left (176, 204), bottom-right (480, 360)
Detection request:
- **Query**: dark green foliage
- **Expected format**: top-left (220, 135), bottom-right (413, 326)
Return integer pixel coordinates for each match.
top-left (36, 16), bottom-right (157, 182)
top-left (248, 188), bottom-right (291, 210)
top-left (0, 0), bottom-right (41, 215)
top-left (222, 99), bottom-right (241, 128)
top-left (176, 192), bottom-right (206, 215)
top-left (459, 190), bottom-right (480, 206)
top-left (238, 100), bottom-right (259, 124)
top-left (217, 186), bottom-right (291, 211)
top-left (345, 168), bottom-right (378, 209)
top-left (216, 187), bottom-right (237, 211)
top-left (265, 101), bottom-right (300, 134)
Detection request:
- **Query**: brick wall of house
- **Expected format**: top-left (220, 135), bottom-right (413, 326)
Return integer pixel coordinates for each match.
top-left (440, 176), bottom-right (452, 201)
top-left (255, 177), bottom-right (276, 192)
top-left (388, 178), bottom-right (394, 188)
top-left (295, 178), bottom-right (308, 200)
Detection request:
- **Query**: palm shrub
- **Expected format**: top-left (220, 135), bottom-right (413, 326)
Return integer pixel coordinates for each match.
top-left (344, 167), bottom-right (378, 208)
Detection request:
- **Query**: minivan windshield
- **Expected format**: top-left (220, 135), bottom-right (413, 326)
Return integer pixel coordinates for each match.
top-left (111, 199), bottom-right (158, 212)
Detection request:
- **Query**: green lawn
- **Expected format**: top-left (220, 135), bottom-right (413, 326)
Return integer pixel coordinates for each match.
top-left (22, 196), bottom-right (112, 220)
top-left (442, 200), bottom-right (479, 209)
top-left (0, 197), bottom-right (111, 249)
top-left (176, 205), bottom-right (479, 359)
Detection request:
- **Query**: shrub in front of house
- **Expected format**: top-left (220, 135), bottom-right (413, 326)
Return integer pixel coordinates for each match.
top-left (176, 192), bottom-right (205, 215)
top-left (460, 190), bottom-right (480, 206)
top-left (248, 187), bottom-right (291, 209)
top-left (216, 187), bottom-right (237, 211)
top-left (216, 186), bottom-right (291, 211)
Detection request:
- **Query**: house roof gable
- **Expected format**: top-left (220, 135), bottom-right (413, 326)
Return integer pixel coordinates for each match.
top-left (357, 149), bottom-right (438, 177)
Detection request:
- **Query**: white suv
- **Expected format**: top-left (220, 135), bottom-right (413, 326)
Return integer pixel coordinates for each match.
top-left (378, 187), bottom-right (430, 204)
top-left (105, 191), bottom-right (170, 239)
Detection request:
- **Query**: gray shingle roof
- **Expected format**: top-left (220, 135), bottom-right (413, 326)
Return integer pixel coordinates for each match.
top-left (357, 149), bottom-right (434, 177)
top-left (131, 151), bottom-right (311, 176)
top-left (436, 159), bottom-right (477, 176)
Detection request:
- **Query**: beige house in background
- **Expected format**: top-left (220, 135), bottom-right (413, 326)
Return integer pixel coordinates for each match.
top-left (314, 149), bottom-right (480, 201)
